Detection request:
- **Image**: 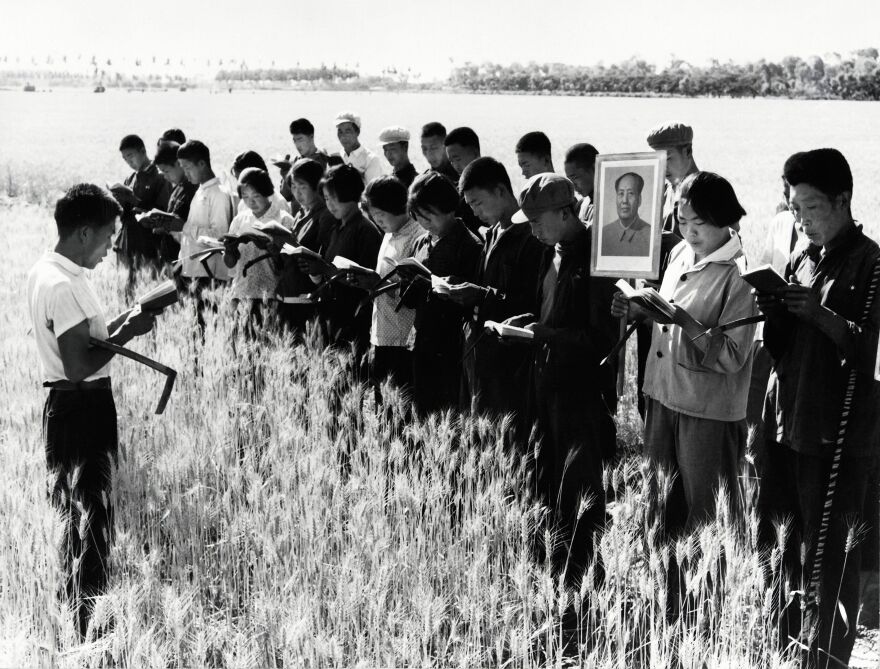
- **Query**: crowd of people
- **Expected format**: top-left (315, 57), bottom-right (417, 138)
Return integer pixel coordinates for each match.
top-left (27, 110), bottom-right (880, 668)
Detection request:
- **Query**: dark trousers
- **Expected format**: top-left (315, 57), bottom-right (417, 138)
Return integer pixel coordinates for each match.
top-left (370, 346), bottom-right (413, 396)
top-left (644, 398), bottom-right (745, 537)
top-left (746, 341), bottom-right (773, 468)
top-left (43, 387), bottom-right (118, 639)
top-left (532, 389), bottom-right (609, 586)
top-left (412, 346), bottom-right (461, 417)
top-left (758, 444), bottom-right (874, 668)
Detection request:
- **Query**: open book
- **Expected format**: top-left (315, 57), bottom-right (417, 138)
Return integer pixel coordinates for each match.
top-left (275, 294), bottom-right (316, 304)
top-left (615, 279), bottom-right (676, 322)
top-left (739, 264), bottom-right (788, 294)
top-left (484, 320), bottom-right (534, 341)
top-left (332, 256), bottom-right (378, 276)
top-left (137, 279), bottom-right (178, 311)
top-left (388, 256), bottom-right (431, 277)
top-left (195, 235), bottom-right (227, 251)
top-left (251, 221), bottom-right (296, 245)
top-left (280, 244), bottom-right (325, 263)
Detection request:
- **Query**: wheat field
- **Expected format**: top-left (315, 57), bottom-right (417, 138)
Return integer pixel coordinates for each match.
top-left (3, 90), bottom-right (880, 667)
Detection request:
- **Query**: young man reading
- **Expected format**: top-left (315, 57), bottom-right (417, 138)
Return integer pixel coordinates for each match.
top-left (27, 184), bottom-right (158, 637)
top-left (563, 143), bottom-right (599, 224)
top-left (378, 126), bottom-right (417, 188)
top-left (445, 157), bottom-right (544, 421)
top-left (515, 131), bottom-right (555, 179)
top-left (420, 122), bottom-right (458, 181)
top-left (110, 134), bottom-right (171, 276)
top-left (443, 126), bottom-right (484, 239)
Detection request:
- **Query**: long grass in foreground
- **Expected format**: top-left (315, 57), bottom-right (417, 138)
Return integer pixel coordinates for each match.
top-left (0, 201), bottom-right (819, 667)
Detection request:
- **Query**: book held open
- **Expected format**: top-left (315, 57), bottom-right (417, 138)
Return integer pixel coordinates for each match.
top-left (137, 279), bottom-right (178, 312)
top-left (739, 264), bottom-right (789, 294)
top-left (484, 320), bottom-right (534, 341)
top-left (614, 279), bottom-right (676, 323)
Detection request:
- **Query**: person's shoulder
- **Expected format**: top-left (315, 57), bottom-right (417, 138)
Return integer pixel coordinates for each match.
top-left (602, 218), bottom-right (618, 229)
top-left (634, 217), bottom-right (651, 231)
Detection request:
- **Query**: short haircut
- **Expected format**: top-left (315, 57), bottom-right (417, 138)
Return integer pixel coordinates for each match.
top-left (407, 171), bottom-right (460, 219)
top-left (161, 128), bottom-right (186, 144)
top-left (289, 118), bottom-right (315, 136)
top-left (177, 140), bottom-right (211, 166)
top-left (364, 176), bottom-right (409, 216)
top-left (564, 143), bottom-right (599, 170)
top-left (783, 148), bottom-right (853, 200)
top-left (678, 171), bottom-right (746, 228)
top-left (54, 183), bottom-right (122, 237)
top-left (444, 126), bottom-right (480, 152)
top-left (421, 121), bottom-right (447, 140)
top-left (320, 164), bottom-right (364, 203)
top-left (615, 172), bottom-right (645, 194)
top-left (290, 158), bottom-right (325, 192)
top-left (515, 131), bottom-right (551, 158)
top-left (327, 154), bottom-right (345, 168)
top-left (238, 167), bottom-right (275, 198)
top-left (232, 150), bottom-right (268, 175)
top-left (458, 156), bottom-right (513, 196)
top-left (119, 134), bottom-right (145, 152)
top-left (154, 140), bottom-right (180, 166)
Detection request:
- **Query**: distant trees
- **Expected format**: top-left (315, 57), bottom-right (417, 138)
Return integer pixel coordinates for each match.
top-left (449, 51), bottom-right (880, 100)
top-left (215, 65), bottom-right (360, 84)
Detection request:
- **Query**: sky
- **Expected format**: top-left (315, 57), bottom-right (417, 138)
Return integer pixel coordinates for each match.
top-left (1, 0), bottom-right (879, 80)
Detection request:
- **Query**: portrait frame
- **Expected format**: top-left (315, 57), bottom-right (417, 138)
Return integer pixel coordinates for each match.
top-left (590, 151), bottom-right (667, 280)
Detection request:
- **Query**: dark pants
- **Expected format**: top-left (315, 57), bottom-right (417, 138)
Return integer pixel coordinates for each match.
top-left (532, 389), bottom-right (609, 587)
top-left (43, 387), bottom-right (118, 639)
top-left (644, 398), bottom-right (745, 537)
top-left (758, 443), bottom-right (874, 668)
top-left (412, 346), bottom-right (461, 417)
top-left (370, 346), bottom-right (413, 396)
top-left (746, 341), bottom-right (773, 469)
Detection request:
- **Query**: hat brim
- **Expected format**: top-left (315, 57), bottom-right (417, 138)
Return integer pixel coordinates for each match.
top-left (511, 209), bottom-right (530, 224)
top-left (335, 119), bottom-right (359, 128)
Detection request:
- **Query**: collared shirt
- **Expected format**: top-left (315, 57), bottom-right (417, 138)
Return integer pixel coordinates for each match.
top-left (600, 217), bottom-right (652, 256)
top-left (342, 145), bottom-right (389, 183)
top-left (27, 251), bottom-right (111, 383)
top-left (228, 201), bottom-right (296, 300)
top-left (643, 231), bottom-right (757, 421)
top-left (178, 177), bottom-right (234, 280)
top-left (235, 192), bottom-right (291, 216)
top-left (764, 224), bottom-right (880, 457)
top-left (393, 163), bottom-right (418, 188)
top-left (371, 219), bottom-right (424, 347)
top-left (166, 180), bottom-right (197, 221)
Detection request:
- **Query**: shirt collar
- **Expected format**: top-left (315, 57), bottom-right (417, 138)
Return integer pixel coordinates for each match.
top-left (199, 177), bottom-right (220, 191)
top-left (685, 229), bottom-right (743, 271)
top-left (392, 218), bottom-right (421, 239)
top-left (816, 222), bottom-right (861, 258)
top-left (45, 250), bottom-right (84, 276)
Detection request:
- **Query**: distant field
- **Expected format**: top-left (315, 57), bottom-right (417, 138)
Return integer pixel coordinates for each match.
top-left (2, 91), bottom-right (880, 666)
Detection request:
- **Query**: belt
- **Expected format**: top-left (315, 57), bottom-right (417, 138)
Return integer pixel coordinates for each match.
top-left (44, 377), bottom-right (112, 391)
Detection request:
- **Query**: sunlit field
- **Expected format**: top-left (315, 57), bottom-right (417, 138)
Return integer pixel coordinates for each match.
top-left (2, 90), bottom-right (880, 666)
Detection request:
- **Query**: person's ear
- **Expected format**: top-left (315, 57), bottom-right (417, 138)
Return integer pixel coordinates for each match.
top-left (836, 191), bottom-right (851, 211)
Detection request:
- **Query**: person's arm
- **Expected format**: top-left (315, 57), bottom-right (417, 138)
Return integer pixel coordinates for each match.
top-left (56, 310), bottom-right (156, 383)
top-left (363, 155), bottom-right (387, 184)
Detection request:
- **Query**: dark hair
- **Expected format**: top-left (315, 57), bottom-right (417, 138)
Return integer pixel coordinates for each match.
top-left (564, 143), bottom-right (599, 170)
top-left (289, 118), bottom-right (315, 136)
top-left (290, 158), bottom-right (325, 191)
top-left (154, 140), bottom-right (181, 166)
top-left (364, 176), bottom-right (408, 216)
top-left (444, 126), bottom-right (480, 152)
top-left (783, 148), bottom-right (853, 201)
top-left (678, 171), bottom-right (746, 228)
top-left (407, 171), bottom-right (460, 220)
top-left (320, 164), bottom-right (364, 203)
top-left (54, 183), bottom-right (122, 237)
top-left (232, 150), bottom-right (268, 176)
top-left (421, 121), bottom-right (447, 140)
top-left (327, 154), bottom-right (345, 168)
top-left (614, 172), bottom-right (645, 194)
top-left (119, 134), bottom-right (145, 152)
top-left (238, 167), bottom-right (275, 198)
top-left (515, 131), bottom-right (551, 158)
top-left (177, 140), bottom-right (211, 166)
top-left (161, 128), bottom-right (186, 144)
top-left (459, 156), bottom-right (513, 196)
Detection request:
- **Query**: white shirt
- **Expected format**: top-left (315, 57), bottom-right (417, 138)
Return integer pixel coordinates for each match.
top-left (235, 192), bottom-right (291, 216)
top-left (178, 177), bottom-right (234, 280)
top-left (228, 201), bottom-right (296, 300)
top-left (27, 251), bottom-right (111, 383)
top-left (342, 145), bottom-right (389, 184)
top-left (371, 219), bottom-right (424, 347)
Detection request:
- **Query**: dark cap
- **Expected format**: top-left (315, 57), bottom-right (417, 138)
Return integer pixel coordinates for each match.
top-left (647, 122), bottom-right (694, 149)
top-left (511, 173), bottom-right (577, 223)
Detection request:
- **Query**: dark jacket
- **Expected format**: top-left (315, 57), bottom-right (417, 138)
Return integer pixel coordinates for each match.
top-left (764, 224), bottom-right (880, 457)
top-left (532, 225), bottom-right (618, 400)
top-left (464, 222), bottom-right (544, 410)
top-left (277, 201), bottom-right (335, 298)
top-left (117, 161), bottom-right (171, 262)
top-left (317, 209), bottom-right (382, 348)
top-left (157, 180), bottom-right (197, 264)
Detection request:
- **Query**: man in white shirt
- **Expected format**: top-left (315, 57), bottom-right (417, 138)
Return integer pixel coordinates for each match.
top-left (27, 183), bottom-right (157, 638)
top-left (334, 111), bottom-right (389, 184)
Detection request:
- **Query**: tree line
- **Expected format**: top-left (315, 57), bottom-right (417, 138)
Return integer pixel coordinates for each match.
top-left (449, 49), bottom-right (880, 100)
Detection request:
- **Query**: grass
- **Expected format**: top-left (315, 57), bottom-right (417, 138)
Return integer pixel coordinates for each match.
top-left (1, 197), bottom-right (825, 668)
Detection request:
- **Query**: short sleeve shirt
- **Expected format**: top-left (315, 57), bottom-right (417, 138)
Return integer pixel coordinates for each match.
top-left (27, 251), bottom-right (111, 382)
